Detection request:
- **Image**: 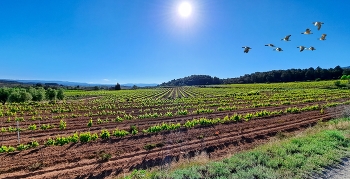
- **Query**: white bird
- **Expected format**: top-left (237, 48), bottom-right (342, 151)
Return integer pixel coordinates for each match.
top-left (313, 21), bottom-right (324, 30)
top-left (301, 28), bottom-right (313, 35)
top-left (281, 35), bottom-right (291, 41)
top-left (273, 47), bottom-right (283, 52)
top-left (308, 46), bottom-right (316, 51)
top-left (297, 46), bottom-right (306, 52)
top-left (242, 46), bottom-right (252, 53)
top-left (265, 44), bottom-right (275, 47)
top-left (319, 34), bottom-right (327, 40)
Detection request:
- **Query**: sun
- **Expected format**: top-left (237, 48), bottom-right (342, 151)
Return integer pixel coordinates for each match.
top-left (178, 2), bottom-right (192, 18)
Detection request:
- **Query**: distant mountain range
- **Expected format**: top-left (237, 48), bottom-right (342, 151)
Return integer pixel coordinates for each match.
top-left (0, 79), bottom-right (158, 87)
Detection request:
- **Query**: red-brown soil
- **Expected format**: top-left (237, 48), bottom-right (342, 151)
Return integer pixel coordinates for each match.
top-left (0, 104), bottom-right (343, 179)
top-left (0, 99), bottom-right (339, 146)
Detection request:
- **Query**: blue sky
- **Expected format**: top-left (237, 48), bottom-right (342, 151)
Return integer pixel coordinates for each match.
top-left (0, 0), bottom-right (349, 84)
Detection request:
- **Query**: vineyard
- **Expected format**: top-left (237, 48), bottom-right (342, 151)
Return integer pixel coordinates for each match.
top-left (0, 80), bottom-right (350, 178)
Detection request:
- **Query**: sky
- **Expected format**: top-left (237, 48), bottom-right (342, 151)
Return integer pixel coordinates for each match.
top-left (0, 0), bottom-right (349, 84)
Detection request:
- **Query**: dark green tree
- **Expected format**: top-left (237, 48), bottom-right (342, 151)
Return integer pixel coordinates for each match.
top-left (28, 87), bottom-right (46, 101)
top-left (8, 89), bottom-right (32, 103)
top-left (342, 68), bottom-right (350, 75)
top-left (35, 83), bottom-right (43, 87)
top-left (305, 67), bottom-right (315, 80)
top-left (0, 87), bottom-right (11, 104)
top-left (57, 88), bottom-right (65, 100)
top-left (46, 88), bottom-right (57, 101)
top-left (115, 83), bottom-right (121, 90)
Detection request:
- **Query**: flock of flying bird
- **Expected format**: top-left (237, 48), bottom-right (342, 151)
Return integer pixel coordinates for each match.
top-left (242, 21), bottom-right (327, 53)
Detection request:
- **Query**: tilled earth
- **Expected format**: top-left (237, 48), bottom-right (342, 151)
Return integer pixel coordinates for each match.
top-left (0, 104), bottom-right (345, 179)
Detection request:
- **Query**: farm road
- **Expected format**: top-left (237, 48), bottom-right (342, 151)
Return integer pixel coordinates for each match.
top-left (310, 158), bottom-right (350, 179)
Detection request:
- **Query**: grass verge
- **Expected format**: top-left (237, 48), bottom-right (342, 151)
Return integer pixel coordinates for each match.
top-left (123, 117), bottom-right (350, 179)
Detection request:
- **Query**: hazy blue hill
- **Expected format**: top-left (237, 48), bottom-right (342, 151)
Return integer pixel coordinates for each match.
top-left (0, 79), bottom-right (158, 88)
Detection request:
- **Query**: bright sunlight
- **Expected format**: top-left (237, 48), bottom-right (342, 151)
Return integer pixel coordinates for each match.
top-left (178, 2), bottom-right (192, 18)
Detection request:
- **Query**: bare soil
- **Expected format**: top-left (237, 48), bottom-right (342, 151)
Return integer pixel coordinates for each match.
top-left (0, 105), bottom-right (342, 179)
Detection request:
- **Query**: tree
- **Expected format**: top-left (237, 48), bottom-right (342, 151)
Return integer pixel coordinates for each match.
top-left (343, 68), bottom-right (350, 75)
top-left (0, 87), bottom-right (11, 104)
top-left (8, 89), bottom-right (32, 103)
top-left (132, 85), bottom-right (138, 90)
top-left (35, 83), bottom-right (43, 87)
top-left (305, 67), bottom-right (315, 80)
top-left (280, 70), bottom-right (292, 82)
top-left (315, 66), bottom-right (322, 79)
top-left (213, 77), bottom-right (221, 84)
top-left (115, 83), bottom-right (121, 90)
top-left (332, 66), bottom-right (343, 79)
top-left (46, 88), bottom-right (57, 101)
top-left (57, 88), bottom-right (65, 100)
top-left (28, 87), bottom-right (46, 101)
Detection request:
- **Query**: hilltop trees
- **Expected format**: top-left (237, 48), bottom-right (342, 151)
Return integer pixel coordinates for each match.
top-left (343, 68), bottom-right (350, 76)
top-left (161, 75), bottom-right (223, 86)
top-left (160, 66), bottom-right (346, 86)
top-left (222, 65), bottom-right (344, 84)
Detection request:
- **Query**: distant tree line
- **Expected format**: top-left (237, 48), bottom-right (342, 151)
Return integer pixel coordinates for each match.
top-left (160, 66), bottom-right (349, 86)
top-left (160, 75), bottom-right (222, 86)
top-left (0, 87), bottom-right (65, 104)
top-left (223, 66), bottom-right (345, 84)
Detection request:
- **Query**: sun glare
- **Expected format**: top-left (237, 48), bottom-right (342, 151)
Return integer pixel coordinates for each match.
top-left (178, 2), bottom-right (192, 18)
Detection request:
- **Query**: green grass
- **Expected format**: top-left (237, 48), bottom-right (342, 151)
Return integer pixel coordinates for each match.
top-left (124, 117), bottom-right (350, 179)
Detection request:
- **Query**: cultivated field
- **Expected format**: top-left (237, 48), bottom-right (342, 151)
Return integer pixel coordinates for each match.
top-left (0, 81), bottom-right (350, 178)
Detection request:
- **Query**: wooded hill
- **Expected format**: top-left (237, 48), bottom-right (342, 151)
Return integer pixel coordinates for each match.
top-left (160, 65), bottom-right (349, 86)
